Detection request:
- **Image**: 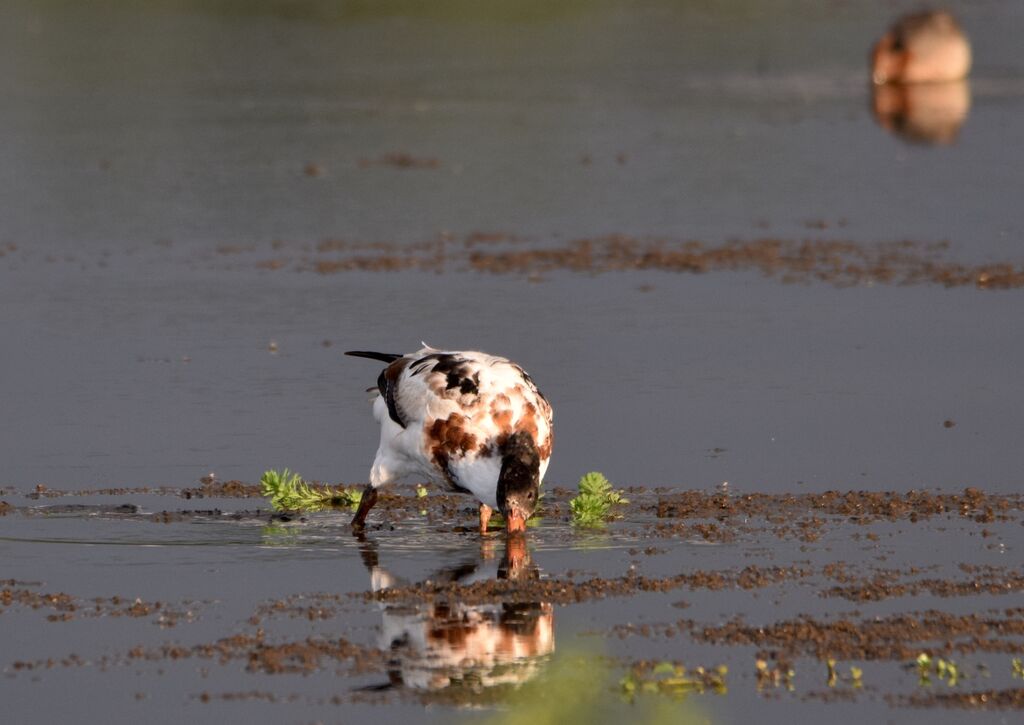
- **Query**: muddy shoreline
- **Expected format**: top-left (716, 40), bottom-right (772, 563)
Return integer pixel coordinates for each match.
top-left (6, 234), bottom-right (1024, 289)
top-left (3, 483), bottom-right (1021, 713)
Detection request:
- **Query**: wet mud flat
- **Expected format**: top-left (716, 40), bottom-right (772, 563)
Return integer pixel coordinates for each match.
top-left (6, 232), bottom-right (1024, 290)
top-left (2, 483), bottom-right (1022, 724)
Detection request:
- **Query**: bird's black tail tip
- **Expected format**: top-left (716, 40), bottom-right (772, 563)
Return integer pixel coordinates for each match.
top-left (345, 350), bottom-right (403, 363)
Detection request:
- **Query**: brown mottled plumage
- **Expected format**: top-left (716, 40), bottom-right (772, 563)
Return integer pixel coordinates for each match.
top-left (346, 346), bottom-right (553, 534)
top-left (872, 11), bottom-right (971, 85)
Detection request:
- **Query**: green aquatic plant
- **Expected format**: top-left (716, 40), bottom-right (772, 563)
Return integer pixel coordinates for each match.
top-left (1012, 657), bottom-right (1024, 680)
top-left (849, 666), bottom-right (863, 689)
top-left (755, 658), bottom-right (795, 692)
top-left (620, 661), bottom-right (728, 702)
top-left (570, 471), bottom-right (628, 526)
top-left (260, 524), bottom-right (301, 546)
top-left (484, 652), bottom-right (709, 725)
top-left (915, 653), bottom-right (961, 687)
top-left (259, 469), bottom-right (362, 512)
top-left (826, 658), bottom-right (863, 689)
top-left (935, 658), bottom-right (959, 686)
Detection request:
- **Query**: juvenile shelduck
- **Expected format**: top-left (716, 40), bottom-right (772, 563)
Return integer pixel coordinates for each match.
top-left (871, 10), bottom-right (972, 85)
top-left (345, 346), bottom-right (553, 535)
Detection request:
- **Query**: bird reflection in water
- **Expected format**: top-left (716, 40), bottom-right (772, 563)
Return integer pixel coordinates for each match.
top-left (871, 79), bottom-right (971, 145)
top-left (869, 11), bottom-right (972, 146)
top-left (358, 536), bottom-right (554, 694)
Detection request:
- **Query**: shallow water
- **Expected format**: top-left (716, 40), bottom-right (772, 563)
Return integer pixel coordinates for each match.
top-left (2, 0), bottom-right (1023, 722)
top-left (3, 489), bottom-right (1023, 723)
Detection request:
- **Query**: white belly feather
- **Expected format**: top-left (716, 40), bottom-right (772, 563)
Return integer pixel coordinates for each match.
top-left (362, 348), bottom-right (553, 507)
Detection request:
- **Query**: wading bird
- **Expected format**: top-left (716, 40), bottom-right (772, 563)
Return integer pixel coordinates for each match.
top-left (871, 10), bottom-right (971, 85)
top-left (345, 346), bottom-right (553, 535)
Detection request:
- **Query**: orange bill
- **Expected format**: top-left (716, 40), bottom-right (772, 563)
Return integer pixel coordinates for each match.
top-left (505, 512), bottom-right (527, 534)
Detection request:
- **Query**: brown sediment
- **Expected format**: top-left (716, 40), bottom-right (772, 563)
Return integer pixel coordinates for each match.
top-left (296, 234), bottom-right (1024, 289)
top-left (652, 488), bottom-right (1022, 524)
top-left (889, 688), bottom-right (1024, 709)
top-left (249, 591), bottom-right (373, 625)
top-left (363, 565), bottom-right (814, 607)
top-left (11, 632), bottom-right (384, 676)
top-left (1, 587), bottom-right (75, 614)
top-left (822, 570), bottom-right (1024, 602)
top-left (639, 487), bottom-right (1023, 545)
top-left (20, 483), bottom-right (257, 499)
top-left (313, 256), bottom-right (425, 274)
top-left (195, 690), bottom-right (294, 703)
top-left (181, 480), bottom-right (264, 498)
top-left (148, 509), bottom-right (269, 523)
top-left (464, 231), bottom-right (520, 246)
top-left (357, 152), bottom-right (441, 169)
top-left (14, 479), bottom-right (350, 501)
top-left (25, 486), bottom-right (181, 499)
top-left (0, 500), bottom-right (11, 515)
top-left (607, 606), bottom-right (1024, 664)
top-left (627, 546), bottom-right (668, 556)
top-left (5, 484), bottom-right (1021, 541)
top-left (803, 689), bottom-right (863, 703)
top-left (1, 585), bottom-right (200, 626)
top-left (672, 608), bottom-right (1024, 661)
top-left (17, 229), bottom-right (1024, 289)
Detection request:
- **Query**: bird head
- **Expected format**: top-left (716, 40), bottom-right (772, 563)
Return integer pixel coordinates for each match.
top-left (497, 431), bottom-right (540, 534)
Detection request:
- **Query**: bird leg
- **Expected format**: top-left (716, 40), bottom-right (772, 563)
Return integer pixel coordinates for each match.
top-left (479, 537), bottom-right (497, 562)
top-left (357, 538), bottom-right (379, 570)
top-left (351, 484), bottom-right (378, 533)
top-left (478, 503), bottom-right (493, 534)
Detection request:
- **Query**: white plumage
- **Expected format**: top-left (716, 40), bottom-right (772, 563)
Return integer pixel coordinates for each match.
top-left (346, 345), bottom-right (553, 533)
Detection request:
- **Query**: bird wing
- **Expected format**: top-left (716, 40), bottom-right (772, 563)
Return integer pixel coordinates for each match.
top-left (404, 350), bottom-right (554, 464)
top-left (351, 348), bottom-right (553, 489)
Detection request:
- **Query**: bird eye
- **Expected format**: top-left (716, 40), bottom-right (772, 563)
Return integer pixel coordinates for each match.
top-left (527, 491), bottom-right (536, 501)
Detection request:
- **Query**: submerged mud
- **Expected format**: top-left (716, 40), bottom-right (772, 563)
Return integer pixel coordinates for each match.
top-left (2, 483), bottom-right (1022, 715)
top-left (652, 488), bottom-right (1023, 524)
top-left (5, 233), bottom-right (1024, 289)
top-left (364, 564), bottom-right (815, 606)
top-left (0, 585), bottom-right (201, 626)
top-left (890, 688), bottom-right (1024, 710)
top-left (260, 234), bottom-right (1024, 288)
top-left (10, 631), bottom-right (384, 677)
top-left (612, 608), bottom-right (1024, 661)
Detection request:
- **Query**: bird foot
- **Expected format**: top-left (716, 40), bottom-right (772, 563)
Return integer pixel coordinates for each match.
top-left (350, 485), bottom-right (378, 536)
top-left (478, 503), bottom-right (493, 534)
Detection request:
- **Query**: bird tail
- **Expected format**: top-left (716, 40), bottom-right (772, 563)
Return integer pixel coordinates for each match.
top-left (345, 350), bottom-right (403, 363)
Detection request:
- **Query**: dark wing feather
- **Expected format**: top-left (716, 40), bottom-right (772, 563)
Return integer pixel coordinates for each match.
top-left (379, 358), bottom-right (411, 428)
top-left (345, 350), bottom-right (403, 363)
top-left (346, 350), bottom-right (409, 427)
top-left (408, 352), bottom-right (480, 397)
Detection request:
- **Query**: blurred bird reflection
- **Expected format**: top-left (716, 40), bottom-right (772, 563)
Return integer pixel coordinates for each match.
top-left (869, 10), bottom-right (972, 145)
top-left (359, 536), bottom-right (554, 694)
top-left (871, 79), bottom-right (971, 145)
